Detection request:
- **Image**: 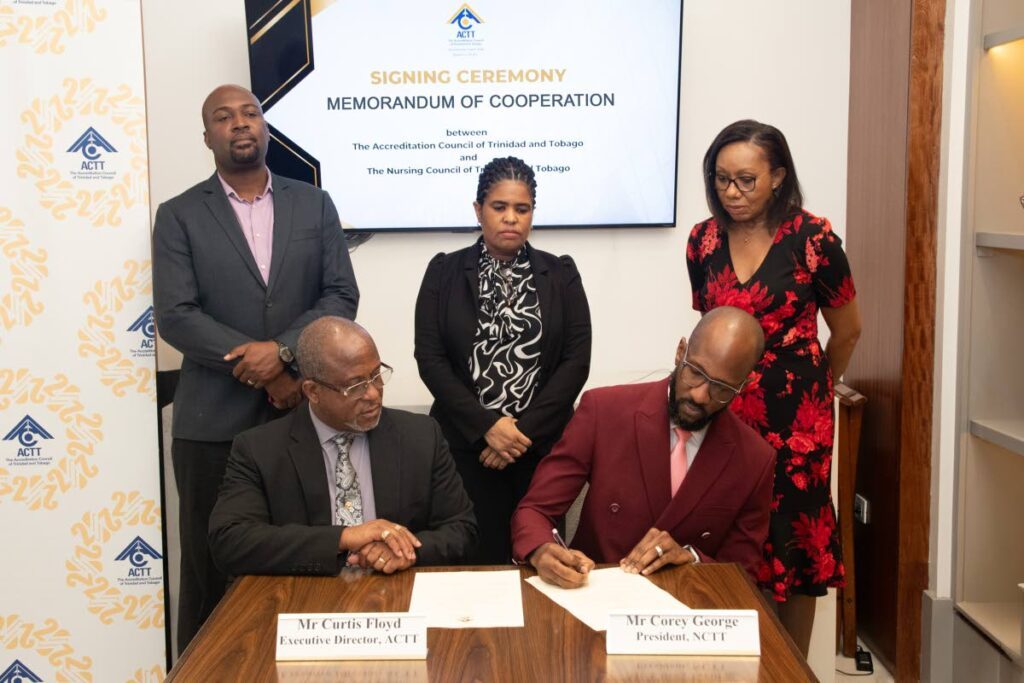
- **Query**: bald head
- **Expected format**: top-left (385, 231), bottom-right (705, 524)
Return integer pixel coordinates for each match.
top-left (297, 317), bottom-right (376, 381)
top-left (201, 85), bottom-right (260, 128)
top-left (687, 306), bottom-right (765, 383)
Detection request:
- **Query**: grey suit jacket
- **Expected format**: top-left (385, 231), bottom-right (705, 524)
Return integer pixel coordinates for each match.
top-left (152, 172), bottom-right (359, 441)
top-left (208, 406), bottom-right (478, 575)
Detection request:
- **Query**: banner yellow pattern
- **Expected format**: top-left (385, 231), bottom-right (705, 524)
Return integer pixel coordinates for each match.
top-left (0, 370), bottom-right (102, 510)
top-left (0, 0), bottom-right (107, 54)
top-left (66, 491), bottom-right (164, 629)
top-left (15, 78), bottom-right (148, 227)
top-left (0, 207), bottom-right (49, 343)
top-left (0, 615), bottom-right (92, 679)
top-left (78, 260), bottom-right (155, 398)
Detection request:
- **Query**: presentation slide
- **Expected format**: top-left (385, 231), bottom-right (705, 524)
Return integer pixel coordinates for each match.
top-left (256, 1), bottom-right (682, 231)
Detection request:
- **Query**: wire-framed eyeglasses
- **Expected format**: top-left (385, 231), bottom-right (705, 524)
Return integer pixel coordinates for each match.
top-left (678, 352), bottom-right (746, 404)
top-left (311, 363), bottom-right (393, 398)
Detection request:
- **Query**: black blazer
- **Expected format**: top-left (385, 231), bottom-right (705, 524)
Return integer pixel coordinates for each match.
top-left (413, 241), bottom-right (591, 453)
top-left (152, 172), bottom-right (359, 442)
top-left (208, 405), bottom-right (477, 576)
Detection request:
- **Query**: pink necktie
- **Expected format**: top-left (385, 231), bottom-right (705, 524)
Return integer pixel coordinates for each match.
top-left (670, 427), bottom-right (691, 496)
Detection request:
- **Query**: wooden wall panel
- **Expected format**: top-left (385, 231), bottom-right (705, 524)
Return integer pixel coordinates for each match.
top-left (897, 0), bottom-right (943, 680)
top-left (846, 0), bottom-right (943, 680)
top-left (845, 0), bottom-right (913, 672)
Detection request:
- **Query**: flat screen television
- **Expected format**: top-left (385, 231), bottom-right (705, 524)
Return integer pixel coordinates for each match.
top-left (246, 0), bottom-right (683, 232)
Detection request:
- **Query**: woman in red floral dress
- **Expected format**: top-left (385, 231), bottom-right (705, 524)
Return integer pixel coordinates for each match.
top-left (686, 120), bottom-right (862, 656)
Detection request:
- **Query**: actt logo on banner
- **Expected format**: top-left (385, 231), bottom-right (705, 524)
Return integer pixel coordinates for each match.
top-left (0, 659), bottom-right (43, 683)
top-left (2, 414), bottom-right (54, 464)
top-left (127, 305), bottom-right (156, 358)
top-left (65, 126), bottom-right (118, 180)
top-left (115, 536), bottom-right (163, 582)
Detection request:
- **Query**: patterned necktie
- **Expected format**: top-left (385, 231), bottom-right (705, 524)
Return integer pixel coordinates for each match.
top-left (331, 433), bottom-right (362, 526)
top-left (670, 427), bottom-right (691, 497)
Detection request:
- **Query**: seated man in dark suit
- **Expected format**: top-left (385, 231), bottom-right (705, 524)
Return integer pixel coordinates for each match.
top-left (210, 317), bottom-right (477, 576)
top-left (511, 306), bottom-right (775, 588)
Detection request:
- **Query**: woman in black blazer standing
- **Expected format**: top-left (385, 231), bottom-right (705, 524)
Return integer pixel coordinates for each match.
top-left (414, 157), bottom-right (592, 564)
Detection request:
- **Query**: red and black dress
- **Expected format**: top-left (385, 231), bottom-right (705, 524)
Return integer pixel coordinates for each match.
top-left (686, 208), bottom-right (856, 600)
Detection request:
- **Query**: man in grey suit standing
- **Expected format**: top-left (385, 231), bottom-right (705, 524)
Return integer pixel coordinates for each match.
top-left (152, 84), bottom-right (359, 653)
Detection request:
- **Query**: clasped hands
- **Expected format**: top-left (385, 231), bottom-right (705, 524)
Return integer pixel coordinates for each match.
top-left (340, 519), bottom-right (423, 575)
top-left (224, 341), bottom-right (301, 410)
top-left (531, 527), bottom-right (695, 589)
top-left (480, 416), bottom-right (532, 470)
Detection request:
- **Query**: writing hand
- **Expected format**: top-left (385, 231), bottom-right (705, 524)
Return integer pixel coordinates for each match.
top-left (529, 542), bottom-right (594, 589)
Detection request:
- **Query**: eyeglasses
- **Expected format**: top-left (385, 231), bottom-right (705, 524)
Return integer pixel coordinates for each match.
top-left (712, 172), bottom-right (760, 194)
top-left (678, 352), bottom-right (746, 404)
top-left (312, 363), bottom-right (393, 398)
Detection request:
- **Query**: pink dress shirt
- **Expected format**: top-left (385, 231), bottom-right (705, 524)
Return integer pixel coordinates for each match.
top-left (218, 172), bottom-right (274, 284)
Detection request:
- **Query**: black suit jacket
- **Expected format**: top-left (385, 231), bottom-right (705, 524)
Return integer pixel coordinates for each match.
top-left (413, 241), bottom-right (592, 454)
top-left (152, 172), bottom-right (359, 442)
top-left (208, 405), bottom-right (477, 576)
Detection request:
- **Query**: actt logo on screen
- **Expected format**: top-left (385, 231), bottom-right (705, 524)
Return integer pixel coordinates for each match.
top-left (448, 4), bottom-right (483, 37)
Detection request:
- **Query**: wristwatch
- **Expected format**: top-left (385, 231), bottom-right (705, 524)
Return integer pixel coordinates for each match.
top-left (275, 340), bottom-right (294, 364)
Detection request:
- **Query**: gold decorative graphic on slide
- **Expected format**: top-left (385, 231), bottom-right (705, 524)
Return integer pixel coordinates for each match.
top-left (0, 370), bottom-right (102, 510)
top-left (15, 78), bottom-right (147, 227)
top-left (0, 207), bottom-right (49, 344)
top-left (0, 0), bottom-right (107, 54)
top-left (127, 666), bottom-right (166, 683)
top-left (310, 0), bottom-right (337, 17)
top-left (66, 491), bottom-right (164, 629)
top-left (0, 615), bottom-right (92, 679)
top-left (77, 259), bottom-right (155, 398)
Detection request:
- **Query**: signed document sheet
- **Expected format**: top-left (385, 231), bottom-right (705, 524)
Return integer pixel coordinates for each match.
top-left (524, 567), bottom-right (690, 631)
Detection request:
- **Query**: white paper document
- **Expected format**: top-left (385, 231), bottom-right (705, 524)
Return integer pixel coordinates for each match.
top-left (525, 567), bottom-right (690, 631)
top-left (408, 570), bottom-right (525, 629)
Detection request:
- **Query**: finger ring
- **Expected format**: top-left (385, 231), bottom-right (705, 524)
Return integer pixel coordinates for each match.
top-left (381, 530), bottom-right (391, 541)
top-left (246, 379), bottom-right (255, 386)
top-left (655, 545), bottom-right (664, 558)
top-left (376, 556), bottom-right (386, 565)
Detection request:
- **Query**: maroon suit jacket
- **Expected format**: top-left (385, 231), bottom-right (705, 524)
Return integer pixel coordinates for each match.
top-left (511, 378), bottom-right (776, 578)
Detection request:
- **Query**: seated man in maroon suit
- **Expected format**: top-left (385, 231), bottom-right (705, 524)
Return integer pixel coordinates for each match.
top-left (511, 306), bottom-right (775, 588)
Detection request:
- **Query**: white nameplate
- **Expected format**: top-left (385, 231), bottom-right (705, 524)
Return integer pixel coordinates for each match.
top-left (275, 612), bottom-right (427, 661)
top-left (606, 610), bottom-right (760, 656)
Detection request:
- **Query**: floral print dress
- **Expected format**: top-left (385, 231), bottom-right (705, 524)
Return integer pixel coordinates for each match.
top-left (686, 209), bottom-right (856, 600)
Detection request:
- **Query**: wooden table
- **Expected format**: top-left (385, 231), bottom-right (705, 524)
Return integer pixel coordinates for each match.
top-left (167, 563), bottom-right (816, 682)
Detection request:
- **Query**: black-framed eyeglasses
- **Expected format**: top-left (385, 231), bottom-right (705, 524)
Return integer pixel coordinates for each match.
top-left (679, 351), bottom-right (745, 404)
top-left (312, 363), bottom-right (393, 398)
top-left (712, 172), bottom-right (761, 194)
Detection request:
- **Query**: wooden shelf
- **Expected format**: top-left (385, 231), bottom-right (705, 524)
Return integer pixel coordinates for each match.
top-left (976, 231), bottom-right (1024, 251)
top-left (984, 26), bottom-right (1024, 50)
top-left (970, 419), bottom-right (1024, 457)
top-left (956, 601), bottom-right (1023, 662)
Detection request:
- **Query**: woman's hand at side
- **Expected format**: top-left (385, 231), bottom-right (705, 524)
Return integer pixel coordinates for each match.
top-left (484, 416), bottom-right (532, 461)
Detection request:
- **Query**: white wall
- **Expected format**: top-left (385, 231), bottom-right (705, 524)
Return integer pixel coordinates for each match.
top-left (143, 0), bottom-right (851, 405)
top-left (142, 1), bottom-right (851, 678)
